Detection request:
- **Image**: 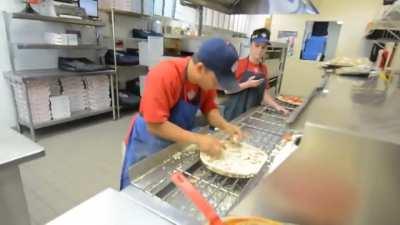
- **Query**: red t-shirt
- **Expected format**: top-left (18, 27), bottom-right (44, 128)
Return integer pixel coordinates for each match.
top-left (235, 57), bottom-right (268, 88)
top-left (139, 57), bottom-right (217, 123)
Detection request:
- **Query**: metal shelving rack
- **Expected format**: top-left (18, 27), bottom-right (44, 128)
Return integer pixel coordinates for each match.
top-left (367, 20), bottom-right (400, 46)
top-left (100, 7), bottom-right (150, 118)
top-left (3, 11), bottom-right (117, 141)
top-left (264, 42), bottom-right (288, 96)
top-left (366, 19), bottom-right (400, 72)
top-left (15, 43), bottom-right (106, 50)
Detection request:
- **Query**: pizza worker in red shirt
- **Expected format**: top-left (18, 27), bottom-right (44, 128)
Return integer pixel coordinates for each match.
top-left (223, 28), bottom-right (289, 121)
top-left (120, 38), bottom-right (243, 189)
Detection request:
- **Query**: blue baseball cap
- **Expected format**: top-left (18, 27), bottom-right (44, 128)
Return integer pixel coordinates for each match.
top-left (250, 28), bottom-right (271, 44)
top-left (195, 38), bottom-right (240, 92)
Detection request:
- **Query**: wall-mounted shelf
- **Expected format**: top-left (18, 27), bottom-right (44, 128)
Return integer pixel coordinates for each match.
top-left (12, 12), bottom-right (105, 26)
top-left (16, 43), bottom-right (106, 50)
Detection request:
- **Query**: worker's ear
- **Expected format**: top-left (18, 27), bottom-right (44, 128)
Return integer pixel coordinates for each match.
top-left (193, 61), bottom-right (207, 74)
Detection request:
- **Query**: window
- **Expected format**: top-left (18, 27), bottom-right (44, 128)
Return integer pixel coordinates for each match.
top-left (164, 0), bottom-right (174, 18)
top-left (143, 0), bottom-right (154, 15)
top-left (132, 0), bottom-right (141, 13)
top-left (175, 0), bottom-right (197, 24)
top-left (234, 15), bottom-right (240, 32)
top-left (154, 0), bottom-right (163, 16)
top-left (218, 12), bottom-right (225, 28)
top-left (223, 14), bottom-right (230, 30)
top-left (212, 10), bottom-right (219, 28)
top-left (300, 21), bottom-right (342, 61)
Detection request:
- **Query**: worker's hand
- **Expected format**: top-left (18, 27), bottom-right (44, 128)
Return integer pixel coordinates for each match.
top-left (197, 135), bottom-right (224, 158)
top-left (243, 76), bottom-right (264, 88)
top-left (223, 123), bottom-right (244, 142)
top-left (275, 105), bottom-right (289, 116)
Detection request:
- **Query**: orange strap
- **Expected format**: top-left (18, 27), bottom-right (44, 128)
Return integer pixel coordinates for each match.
top-left (124, 113), bottom-right (138, 145)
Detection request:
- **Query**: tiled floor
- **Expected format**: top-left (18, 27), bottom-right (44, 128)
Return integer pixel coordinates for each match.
top-left (19, 112), bottom-right (134, 225)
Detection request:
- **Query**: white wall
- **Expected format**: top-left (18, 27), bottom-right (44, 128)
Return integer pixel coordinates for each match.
top-left (246, 15), bottom-right (270, 36)
top-left (325, 22), bottom-right (342, 60)
top-left (0, 1), bottom-right (22, 129)
top-left (271, 0), bottom-right (383, 97)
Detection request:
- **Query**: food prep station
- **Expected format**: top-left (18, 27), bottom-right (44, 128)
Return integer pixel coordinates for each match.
top-left (122, 96), bottom-right (307, 224)
top-left (47, 70), bottom-right (400, 225)
top-left (121, 70), bottom-right (400, 225)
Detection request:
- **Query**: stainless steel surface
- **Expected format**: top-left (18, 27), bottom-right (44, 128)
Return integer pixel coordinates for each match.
top-left (231, 74), bottom-right (400, 225)
top-left (126, 103), bottom-right (300, 223)
top-left (16, 43), bottom-right (104, 50)
top-left (111, 8), bottom-right (120, 119)
top-left (5, 73), bottom-right (116, 139)
top-left (285, 88), bottom-right (319, 124)
top-left (292, 74), bottom-right (400, 143)
top-left (4, 69), bottom-right (115, 81)
top-left (27, 108), bottom-right (113, 129)
top-left (6, 72), bottom-right (116, 140)
top-left (4, 10), bottom-right (117, 139)
top-left (0, 128), bottom-right (44, 168)
top-left (23, 79), bottom-right (36, 140)
top-left (47, 188), bottom-right (175, 225)
top-left (12, 12), bottom-right (105, 26)
top-left (0, 128), bottom-right (45, 225)
top-left (122, 185), bottom-right (195, 225)
top-left (231, 122), bottom-right (400, 225)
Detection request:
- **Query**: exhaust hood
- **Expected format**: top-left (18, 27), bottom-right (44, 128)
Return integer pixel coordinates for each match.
top-left (180, 0), bottom-right (319, 15)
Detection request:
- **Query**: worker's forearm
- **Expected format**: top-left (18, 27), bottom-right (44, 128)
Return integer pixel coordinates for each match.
top-left (206, 109), bottom-right (230, 130)
top-left (225, 82), bottom-right (248, 94)
top-left (147, 121), bottom-right (202, 144)
top-left (263, 92), bottom-right (280, 108)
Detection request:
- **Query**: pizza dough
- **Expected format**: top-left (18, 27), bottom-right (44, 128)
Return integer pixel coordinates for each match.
top-left (276, 95), bottom-right (304, 106)
top-left (200, 142), bottom-right (268, 178)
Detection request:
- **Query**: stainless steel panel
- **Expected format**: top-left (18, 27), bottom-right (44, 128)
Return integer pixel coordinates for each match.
top-left (47, 188), bottom-right (175, 225)
top-left (231, 122), bottom-right (400, 225)
top-left (291, 74), bottom-right (400, 144)
top-left (231, 73), bottom-right (400, 225)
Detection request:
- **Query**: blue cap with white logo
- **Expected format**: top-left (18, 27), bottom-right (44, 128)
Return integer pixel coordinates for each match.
top-left (250, 28), bottom-right (271, 44)
top-left (195, 38), bottom-right (240, 92)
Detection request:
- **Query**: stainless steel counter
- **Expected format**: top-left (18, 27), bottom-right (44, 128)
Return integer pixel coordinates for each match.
top-left (0, 128), bottom-right (44, 168)
top-left (290, 73), bottom-right (400, 143)
top-left (231, 73), bottom-right (400, 225)
top-left (46, 73), bottom-right (400, 225)
top-left (0, 128), bottom-right (45, 225)
top-left (47, 188), bottom-right (175, 225)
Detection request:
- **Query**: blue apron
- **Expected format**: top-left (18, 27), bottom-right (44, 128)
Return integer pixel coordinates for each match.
top-left (223, 58), bottom-right (267, 121)
top-left (120, 72), bottom-right (201, 190)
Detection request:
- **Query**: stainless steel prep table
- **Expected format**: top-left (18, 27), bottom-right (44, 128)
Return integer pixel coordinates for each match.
top-left (231, 73), bottom-right (400, 225)
top-left (0, 128), bottom-right (45, 225)
top-left (47, 188), bottom-right (181, 225)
